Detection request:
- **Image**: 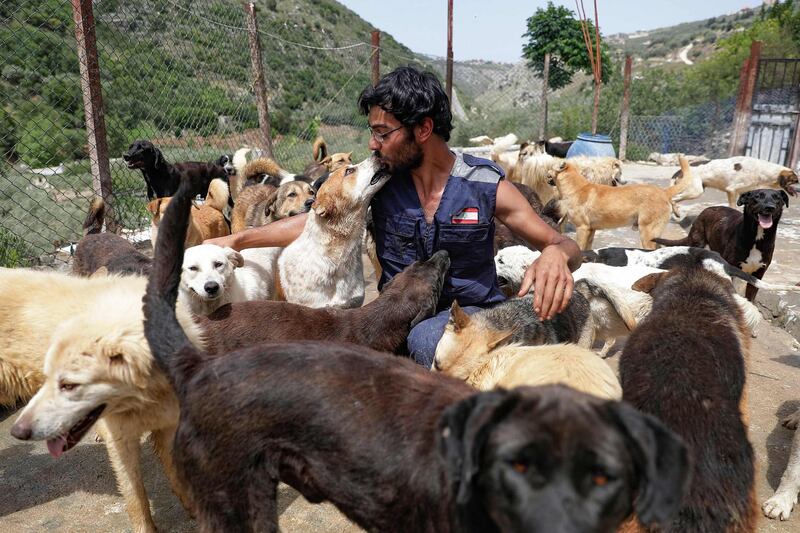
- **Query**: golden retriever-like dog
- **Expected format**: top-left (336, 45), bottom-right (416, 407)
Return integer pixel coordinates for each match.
top-left (549, 157), bottom-right (693, 250)
top-left (432, 340), bottom-right (621, 400)
top-left (4, 268), bottom-right (203, 533)
top-left (147, 177), bottom-right (229, 248)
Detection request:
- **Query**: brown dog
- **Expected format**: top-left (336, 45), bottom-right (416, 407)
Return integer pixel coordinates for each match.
top-left (653, 188), bottom-right (789, 302)
top-left (549, 158), bottom-right (693, 250)
top-left (147, 178), bottom-right (229, 248)
top-left (142, 171), bottom-right (690, 533)
top-left (620, 266), bottom-right (756, 533)
top-left (303, 136), bottom-right (353, 182)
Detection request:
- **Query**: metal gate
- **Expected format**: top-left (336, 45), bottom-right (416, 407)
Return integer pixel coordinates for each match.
top-left (745, 58), bottom-right (800, 166)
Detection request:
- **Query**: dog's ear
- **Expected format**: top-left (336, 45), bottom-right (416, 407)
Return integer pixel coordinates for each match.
top-left (736, 191), bottom-right (753, 206)
top-left (448, 301), bottom-right (471, 332)
top-left (105, 349), bottom-right (149, 388)
top-left (439, 389), bottom-right (516, 505)
top-left (631, 272), bottom-right (666, 294)
top-left (608, 402), bottom-right (690, 528)
top-left (487, 328), bottom-right (515, 350)
top-left (224, 247), bottom-right (244, 268)
top-left (781, 190), bottom-right (790, 207)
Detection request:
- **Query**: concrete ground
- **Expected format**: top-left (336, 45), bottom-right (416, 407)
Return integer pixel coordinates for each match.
top-left (1, 163), bottom-right (800, 532)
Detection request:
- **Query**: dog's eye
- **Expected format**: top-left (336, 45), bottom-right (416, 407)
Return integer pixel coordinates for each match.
top-left (345, 167), bottom-right (355, 176)
top-left (188, 266), bottom-right (199, 272)
top-left (288, 192), bottom-right (297, 198)
top-left (59, 382), bottom-right (78, 392)
top-left (511, 461), bottom-right (528, 474)
top-left (591, 471), bottom-right (610, 487)
top-left (213, 261), bottom-right (223, 269)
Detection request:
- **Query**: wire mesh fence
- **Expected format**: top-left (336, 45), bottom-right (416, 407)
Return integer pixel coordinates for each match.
top-left (0, 0), bottom-right (757, 267)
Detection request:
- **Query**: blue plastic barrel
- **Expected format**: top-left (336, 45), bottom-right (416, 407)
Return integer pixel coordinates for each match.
top-left (566, 133), bottom-right (616, 158)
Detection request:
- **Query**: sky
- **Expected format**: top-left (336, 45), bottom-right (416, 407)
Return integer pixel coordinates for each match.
top-left (337, 0), bottom-right (766, 63)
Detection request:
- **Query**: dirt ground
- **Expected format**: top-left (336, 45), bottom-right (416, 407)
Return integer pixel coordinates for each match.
top-left (1, 162), bottom-right (800, 532)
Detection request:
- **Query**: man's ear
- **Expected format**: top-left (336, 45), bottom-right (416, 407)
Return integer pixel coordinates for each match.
top-left (608, 402), bottom-right (690, 528)
top-left (631, 272), bottom-right (666, 294)
top-left (415, 117), bottom-right (434, 143)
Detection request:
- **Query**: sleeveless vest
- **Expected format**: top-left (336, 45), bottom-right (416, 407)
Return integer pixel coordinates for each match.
top-left (371, 152), bottom-right (506, 310)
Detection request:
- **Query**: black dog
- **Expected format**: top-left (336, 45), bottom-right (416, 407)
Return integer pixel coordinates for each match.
top-left (142, 172), bottom-right (690, 532)
top-left (122, 139), bottom-right (227, 200)
top-left (653, 188), bottom-right (789, 301)
top-left (545, 139), bottom-right (573, 158)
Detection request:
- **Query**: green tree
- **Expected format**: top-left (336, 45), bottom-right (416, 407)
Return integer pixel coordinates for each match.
top-left (521, 2), bottom-right (611, 90)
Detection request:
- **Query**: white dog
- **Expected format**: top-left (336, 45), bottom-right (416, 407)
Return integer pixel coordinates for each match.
top-left (670, 155), bottom-right (799, 206)
top-left (277, 156), bottom-right (389, 308)
top-left (179, 244), bottom-right (278, 315)
top-left (763, 407), bottom-right (800, 521)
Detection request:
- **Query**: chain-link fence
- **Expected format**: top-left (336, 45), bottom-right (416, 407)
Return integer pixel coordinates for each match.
top-left (0, 0), bottom-right (430, 267)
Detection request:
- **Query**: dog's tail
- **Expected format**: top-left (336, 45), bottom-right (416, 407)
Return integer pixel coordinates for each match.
top-left (82, 197), bottom-right (105, 236)
top-left (709, 256), bottom-right (800, 293)
top-left (651, 236), bottom-right (692, 247)
top-left (313, 136), bottom-right (328, 163)
top-left (243, 157), bottom-right (294, 184)
top-left (665, 156), bottom-right (693, 198)
top-left (143, 173), bottom-right (207, 397)
top-left (204, 178), bottom-right (230, 212)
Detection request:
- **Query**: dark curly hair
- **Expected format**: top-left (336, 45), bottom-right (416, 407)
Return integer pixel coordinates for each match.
top-left (358, 66), bottom-right (453, 142)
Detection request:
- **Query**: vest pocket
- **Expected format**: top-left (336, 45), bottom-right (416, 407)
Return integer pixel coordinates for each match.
top-left (374, 215), bottom-right (417, 263)
top-left (438, 223), bottom-right (490, 243)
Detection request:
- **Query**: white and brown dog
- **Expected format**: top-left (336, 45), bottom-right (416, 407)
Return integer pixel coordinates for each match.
top-left (277, 156), bottom-right (389, 308)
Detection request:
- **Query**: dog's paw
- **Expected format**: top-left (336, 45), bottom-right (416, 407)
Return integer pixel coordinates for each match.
top-left (783, 409), bottom-right (800, 430)
top-left (763, 491), bottom-right (797, 520)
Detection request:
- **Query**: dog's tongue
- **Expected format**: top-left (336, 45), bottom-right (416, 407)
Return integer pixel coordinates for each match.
top-left (758, 214), bottom-right (773, 229)
top-left (46, 435), bottom-right (68, 458)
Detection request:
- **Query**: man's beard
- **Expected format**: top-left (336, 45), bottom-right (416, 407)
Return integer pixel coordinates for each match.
top-left (375, 131), bottom-right (424, 175)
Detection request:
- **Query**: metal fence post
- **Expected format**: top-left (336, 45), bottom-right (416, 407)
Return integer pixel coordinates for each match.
top-left (538, 52), bottom-right (550, 141)
top-left (446, 0), bottom-right (453, 107)
top-left (729, 40), bottom-right (762, 157)
top-left (245, 2), bottom-right (274, 159)
top-left (71, 0), bottom-right (116, 233)
top-left (371, 30), bottom-right (380, 86)
top-left (618, 55), bottom-right (632, 161)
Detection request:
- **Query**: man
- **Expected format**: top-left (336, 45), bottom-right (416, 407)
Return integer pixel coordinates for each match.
top-left (207, 66), bottom-right (581, 368)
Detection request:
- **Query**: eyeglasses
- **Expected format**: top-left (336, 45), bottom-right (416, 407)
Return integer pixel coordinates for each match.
top-left (368, 125), bottom-right (404, 143)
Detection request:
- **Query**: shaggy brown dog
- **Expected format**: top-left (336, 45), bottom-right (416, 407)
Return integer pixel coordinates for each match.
top-left (652, 188), bottom-right (788, 302)
top-left (147, 178), bottom-right (229, 248)
top-left (198, 250), bottom-right (449, 355)
top-left (549, 158), bottom-right (692, 250)
top-left (72, 198), bottom-right (152, 277)
top-left (142, 173), bottom-right (690, 533)
top-left (619, 266), bottom-right (756, 533)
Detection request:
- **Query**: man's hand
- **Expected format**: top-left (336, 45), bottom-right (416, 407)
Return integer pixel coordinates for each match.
top-left (517, 245), bottom-right (574, 321)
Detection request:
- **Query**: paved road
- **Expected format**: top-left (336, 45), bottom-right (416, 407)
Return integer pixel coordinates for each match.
top-left (1, 163), bottom-right (799, 532)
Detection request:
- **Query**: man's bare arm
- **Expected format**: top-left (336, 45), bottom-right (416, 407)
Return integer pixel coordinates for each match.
top-left (205, 212), bottom-right (308, 250)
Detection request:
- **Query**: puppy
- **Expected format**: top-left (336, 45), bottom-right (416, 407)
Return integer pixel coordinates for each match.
top-left (73, 198), bottom-right (152, 277)
top-left (147, 178), bottom-right (229, 248)
top-left (620, 266), bottom-right (756, 532)
top-left (179, 244), bottom-right (274, 316)
top-left (142, 172), bottom-right (690, 533)
top-left (123, 139), bottom-right (226, 200)
top-left (653, 188), bottom-right (788, 301)
top-left (763, 407), bottom-right (800, 521)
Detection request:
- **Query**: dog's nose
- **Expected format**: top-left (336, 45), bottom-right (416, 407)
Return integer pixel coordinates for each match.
top-left (204, 281), bottom-right (220, 296)
top-left (304, 198), bottom-right (315, 209)
top-left (122, 153), bottom-right (130, 161)
top-left (10, 422), bottom-right (32, 440)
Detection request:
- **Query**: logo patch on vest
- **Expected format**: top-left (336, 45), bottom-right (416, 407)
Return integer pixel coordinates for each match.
top-left (451, 207), bottom-right (479, 224)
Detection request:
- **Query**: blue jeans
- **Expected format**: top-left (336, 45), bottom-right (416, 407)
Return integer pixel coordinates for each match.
top-left (407, 306), bottom-right (483, 369)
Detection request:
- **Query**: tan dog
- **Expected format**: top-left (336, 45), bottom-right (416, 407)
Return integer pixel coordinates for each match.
top-left (432, 342), bottom-right (621, 399)
top-left (277, 156), bottom-right (389, 308)
top-left (549, 157), bottom-right (692, 250)
top-left (147, 178), bottom-right (229, 248)
top-left (2, 268), bottom-right (203, 533)
top-left (232, 180), bottom-right (315, 232)
top-left (303, 136), bottom-right (353, 181)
